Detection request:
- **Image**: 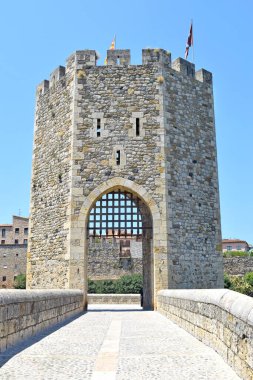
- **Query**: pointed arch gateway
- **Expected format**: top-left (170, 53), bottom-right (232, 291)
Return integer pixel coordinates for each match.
top-left (78, 177), bottom-right (162, 310)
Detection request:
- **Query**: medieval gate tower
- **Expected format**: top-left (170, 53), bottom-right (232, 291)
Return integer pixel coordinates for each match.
top-left (27, 48), bottom-right (223, 309)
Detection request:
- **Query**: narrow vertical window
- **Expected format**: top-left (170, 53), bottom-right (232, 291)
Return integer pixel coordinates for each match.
top-left (97, 119), bottom-right (101, 137)
top-left (136, 118), bottom-right (140, 136)
top-left (116, 150), bottom-right (120, 166)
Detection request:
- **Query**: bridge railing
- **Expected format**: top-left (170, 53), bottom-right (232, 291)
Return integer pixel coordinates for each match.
top-left (0, 289), bottom-right (84, 353)
top-left (157, 289), bottom-right (253, 380)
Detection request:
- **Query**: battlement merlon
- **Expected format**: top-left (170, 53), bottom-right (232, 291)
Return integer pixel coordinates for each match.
top-left (107, 49), bottom-right (130, 65)
top-left (36, 48), bottom-right (213, 95)
top-left (172, 57), bottom-right (213, 85)
top-left (142, 49), bottom-right (171, 65)
top-left (36, 80), bottom-right (49, 97)
top-left (195, 68), bottom-right (213, 85)
top-left (50, 66), bottom-right (65, 88)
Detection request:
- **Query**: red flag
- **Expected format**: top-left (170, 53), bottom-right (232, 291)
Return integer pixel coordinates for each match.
top-left (185, 22), bottom-right (193, 59)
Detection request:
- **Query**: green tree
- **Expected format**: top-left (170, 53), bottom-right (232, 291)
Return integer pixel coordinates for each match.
top-left (115, 274), bottom-right (143, 294)
top-left (14, 274), bottom-right (26, 289)
top-left (224, 273), bottom-right (232, 289)
top-left (88, 274), bottom-right (143, 294)
top-left (244, 272), bottom-right (253, 287)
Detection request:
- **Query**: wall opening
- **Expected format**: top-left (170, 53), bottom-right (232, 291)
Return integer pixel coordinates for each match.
top-left (136, 118), bottom-right (140, 136)
top-left (116, 150), bottom-right (121, 166)
top-left (87, 189), bottom-right (153, 309)
top-left (96, 119), bottom-right (101, 137)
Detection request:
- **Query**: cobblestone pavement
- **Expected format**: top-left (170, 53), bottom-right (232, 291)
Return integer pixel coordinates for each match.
top-left (0, 305), bottom-right (241, 380)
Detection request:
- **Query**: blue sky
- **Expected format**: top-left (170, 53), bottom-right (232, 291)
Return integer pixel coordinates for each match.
top-left (0, 0), bottom-right (252, 243)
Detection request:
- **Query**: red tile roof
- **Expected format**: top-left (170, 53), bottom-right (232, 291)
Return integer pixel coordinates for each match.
top-left (222, 239), bottom-right (248, 245)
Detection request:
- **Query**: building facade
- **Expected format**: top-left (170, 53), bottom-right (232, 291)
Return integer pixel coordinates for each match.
top-left (222, 239), bottom-right (250, 252)
top-left (27, 48), bottom-right (223, 308)
top-left (1, 216), bottom-right (29, 245)
top-left (0, 216), bottom-right (28, 288)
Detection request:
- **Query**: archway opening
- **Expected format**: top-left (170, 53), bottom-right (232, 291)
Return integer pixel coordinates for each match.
top-left (87, 189), bottom-right (153, 309)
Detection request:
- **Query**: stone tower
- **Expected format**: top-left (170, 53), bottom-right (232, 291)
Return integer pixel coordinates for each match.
top-left (27, 48), bottom-right (223, 309)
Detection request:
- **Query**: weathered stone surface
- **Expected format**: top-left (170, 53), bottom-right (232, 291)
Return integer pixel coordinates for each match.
top-left (224, 257), bottom-right (253, 275)
top-left (0, 306), bottom-right (240, 379)
top-left (28, 48), bottom-right (223, 308)
top-left (0, 245), bottom-right (27, 288)
top-left (88, 237), bottom-right (142, 279)
top-left (88, 294), bottom-right (140, 304)
top-left (0, 289), bottom-right (84, 353)
top-left (157, 289), bottom-right (253, 380)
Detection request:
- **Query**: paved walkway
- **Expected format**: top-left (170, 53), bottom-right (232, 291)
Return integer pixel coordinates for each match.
top-left (0, 305), bottom-right (241, 380)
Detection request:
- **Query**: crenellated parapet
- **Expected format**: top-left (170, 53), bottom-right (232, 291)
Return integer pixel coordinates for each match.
top-left (142, 48), bottom-right (171, 65)
top-left (36, 80), bottom-right (49, 97)
top-left (172, 57), bottom-right (195, 78)
top-left (107, 49), bottom-right (130, 65)
top-left (50, 66), bottom-right (65, 88)
top-left (36, 48), bottom-right (213, 97)
top-left (195, 68), bottom-right (212, 85)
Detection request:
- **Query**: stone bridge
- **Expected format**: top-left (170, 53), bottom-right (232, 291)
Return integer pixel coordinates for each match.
top-left (0, 289), bottom-right (252, 379)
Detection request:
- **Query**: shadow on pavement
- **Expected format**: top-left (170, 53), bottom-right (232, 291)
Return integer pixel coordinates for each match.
top-left (0, 311), bottom-right (85, 368)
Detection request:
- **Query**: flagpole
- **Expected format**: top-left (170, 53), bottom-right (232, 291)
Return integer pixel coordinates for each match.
top-left (192, 19), bottom-right (195, 63)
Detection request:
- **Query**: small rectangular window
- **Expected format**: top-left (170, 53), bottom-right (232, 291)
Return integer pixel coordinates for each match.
top-left (15, 228), bottom-right (19, 234)
top-left (97, 119), bottom-right (101, 137)
top-left (2, 276), bottom-right (6, 281)
top-left (16, 253), bottom-right (19, 257)
top-left (15, 239), bottom-right (19, 245)
top-left (1, 240), bottom-right (5, 245)
top-left (24, 228), bottom-right (28, 235)
top-left (2, 229), bottom-right (6, 237)
top-left (116, 150), bottom-right (120, 166)
top-left (136, 118), bottom-right (140, 136)
top-left (24, 239), bottom-right (28, 244)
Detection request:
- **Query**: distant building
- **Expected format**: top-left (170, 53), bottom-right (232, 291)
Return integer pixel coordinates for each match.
top-left (0, 216), bottom-right (29, 245)
top-left (222, 239), bottom-right (250, 252)
top-left (0, 216), bottom-right (29, 288)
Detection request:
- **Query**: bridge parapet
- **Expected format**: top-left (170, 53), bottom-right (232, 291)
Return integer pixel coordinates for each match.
top-left (0, 289), bottom-right (84, 353)
top-left (157, 289), bottom-right (253, 380)
top-left (88, 293), bottom-right (140, 304)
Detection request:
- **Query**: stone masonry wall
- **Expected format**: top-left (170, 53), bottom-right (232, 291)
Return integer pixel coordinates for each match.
top-left (88, 293), bottom-right (140, 304)
top-left (88, 238), bottom-right (142, 280)
top-left (11, 216), bottom-right (29, 245)
top-left (28, 48), bottom-right (223, 300)
top-left (0, 245), bottom-right (27, 288)
top-left (157, 289), bottom-right (253, 380)
top-left (224, 257), bottom-right (253, 276)
top-left (67, 50), bottom-right (169, 296)
top-left (0, 216), bottom-right (29, 245)
top-left (27, 57), bottom-right (76, 289)
top-left (163, 59), bottom-right (223, 288)
top-left (0, 289), bottom-right (84, 353)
